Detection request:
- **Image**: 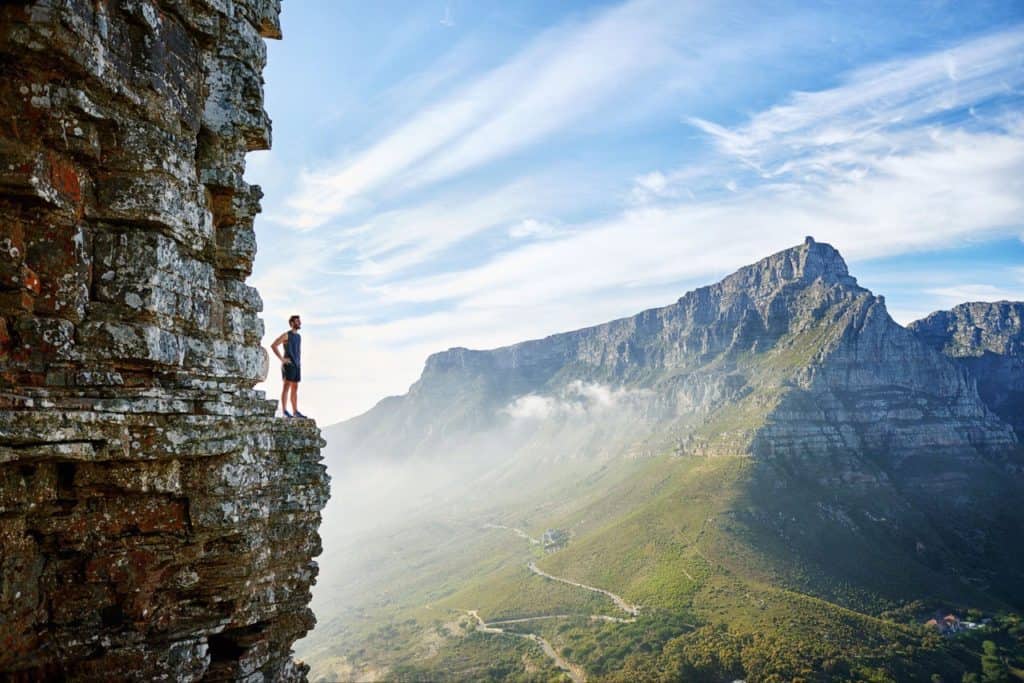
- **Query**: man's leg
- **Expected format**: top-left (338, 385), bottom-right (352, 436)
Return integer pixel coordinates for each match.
top-left (280, 381), bottom-right (290, 415)
top-left (289, 381), bottom-right (299, 415)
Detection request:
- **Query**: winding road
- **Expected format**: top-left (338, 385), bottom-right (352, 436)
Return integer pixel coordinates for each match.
top-left (482, 523), bottom-right (541, 545)
top-left (458, 525), bottom-right (645, 681)
top-left (464, 610), bottom-right (585, 683)
top-left (527, 561), bottom-right (640, 616)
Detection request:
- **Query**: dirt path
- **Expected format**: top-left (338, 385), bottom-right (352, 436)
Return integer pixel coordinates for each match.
top-left (461, 524), bottom-right (649, 681)
top-left (527, 561), bottom-right (640, 616)
top-left (482, 523), bottom-right (541, 545)
top-left (464, 610), bottom-right (585, 683)
top-left (487, 614), bottom-right (571, 626)
top-left (484, 524), bottom-right (641, 616)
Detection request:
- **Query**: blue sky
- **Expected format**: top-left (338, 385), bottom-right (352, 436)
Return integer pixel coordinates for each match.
top-left (245, 1), bottom-right (1024, 424)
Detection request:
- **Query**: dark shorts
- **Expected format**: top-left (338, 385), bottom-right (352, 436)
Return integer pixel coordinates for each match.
top-left (282, 362), bottom-right (301, 383)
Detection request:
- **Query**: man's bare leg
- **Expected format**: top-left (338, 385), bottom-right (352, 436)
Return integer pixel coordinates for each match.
top-left (289, 382), bottom-right (299, 415)
top-left (280, 381), bottom-right (290, 415)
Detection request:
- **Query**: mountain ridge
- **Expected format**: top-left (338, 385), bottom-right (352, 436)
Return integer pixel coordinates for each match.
top-left (420, 236), bottom-right (859, 377)
top-left (331, 237), bottom-right (1017, 466)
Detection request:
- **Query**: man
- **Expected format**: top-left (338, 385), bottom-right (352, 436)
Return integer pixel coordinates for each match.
top-left (271, 314), bottom-right (306, 418)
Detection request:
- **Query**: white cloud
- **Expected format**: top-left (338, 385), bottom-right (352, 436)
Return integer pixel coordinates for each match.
top-left (371, 125), bottom-right (1024, 311)
top-left (504, 381), bottom-right (650, 420)
top-left (340, 175), bottom-right (572, 276)
top-left (367, 26), bottom-right (1024, 311)
top-left (688, 25), bottom-right (1024, 170)
top-left (508, 218), bottom-right (556, 239)
top-left (504, 394), bottom-right (564, 420)
top-left (926, 284), bottom-right (1024, 303)
top-left (629, 170), bottom-right (676, 203)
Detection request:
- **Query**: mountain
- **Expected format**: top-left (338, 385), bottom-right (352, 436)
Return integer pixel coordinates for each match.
top-left (309, 239), bottom-right (1024, 682)
top-left (910, 301), bottom-right (1024, 442)
top-left (330, 237), bottom-right (1015, 468)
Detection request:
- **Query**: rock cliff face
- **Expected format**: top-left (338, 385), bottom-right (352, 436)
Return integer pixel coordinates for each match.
top-left (910, 302), bottom-right (1024, 441)
top-left (0, 1), bottom-right (329, 680)
top-left (335, 238), bottom-right (1017, 472)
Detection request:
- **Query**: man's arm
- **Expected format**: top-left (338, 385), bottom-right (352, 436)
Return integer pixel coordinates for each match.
top-left (270, 332), bottom-right (291, 364)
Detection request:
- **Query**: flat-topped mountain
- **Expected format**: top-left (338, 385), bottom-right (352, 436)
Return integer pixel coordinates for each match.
top-left (330, 237), bottom-right (1017, 469)
top-left (311, 240), bottom-right (1024, 682)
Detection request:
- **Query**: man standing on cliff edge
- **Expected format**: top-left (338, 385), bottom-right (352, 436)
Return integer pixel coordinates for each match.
top-left (271, 315), bottom-right (306, 418)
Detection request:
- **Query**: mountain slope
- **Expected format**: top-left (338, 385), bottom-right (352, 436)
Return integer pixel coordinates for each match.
top-left (309, 239), bottom-right (1024, 682)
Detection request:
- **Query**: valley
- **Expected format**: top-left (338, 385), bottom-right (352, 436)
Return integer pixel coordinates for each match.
top-left (298, 240), bottom-right (1024, 682)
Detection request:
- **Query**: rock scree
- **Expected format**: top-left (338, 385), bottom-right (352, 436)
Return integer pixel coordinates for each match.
top-left (0, 1), bottom-right (329, 680)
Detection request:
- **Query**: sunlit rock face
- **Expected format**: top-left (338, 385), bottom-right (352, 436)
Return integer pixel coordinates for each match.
top-left (910, 301), bottom-right (1024, 441)
top-left (0, 1), bottom-right (329, 680)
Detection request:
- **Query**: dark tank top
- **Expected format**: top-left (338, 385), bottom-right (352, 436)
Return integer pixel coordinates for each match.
top-left (285, 330), bottom-right (301, 367)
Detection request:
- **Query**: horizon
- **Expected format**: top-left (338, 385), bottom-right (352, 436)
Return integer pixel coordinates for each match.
top-left (247, 1), bottom-right (1024, 425)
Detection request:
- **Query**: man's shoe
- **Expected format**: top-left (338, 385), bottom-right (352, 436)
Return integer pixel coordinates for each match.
top-left (283, 410), bottom-right (293, 418)
top-left (295, 411), bottom-right (308, 419)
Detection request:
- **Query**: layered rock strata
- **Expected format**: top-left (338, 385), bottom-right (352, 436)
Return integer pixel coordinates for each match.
top-left (0, 1), bottom-right (328, 680)
top-left (910, 301), bottom-right (1024, 440)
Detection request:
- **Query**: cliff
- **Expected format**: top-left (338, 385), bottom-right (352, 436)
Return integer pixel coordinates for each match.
top-left (910, 301), bottom-right (1024, 440)
top-left (0, 1), bottom-right (329, 680)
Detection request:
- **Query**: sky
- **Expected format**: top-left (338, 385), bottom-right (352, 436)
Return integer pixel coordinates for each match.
top-left (245, 1), bottom-right (1024, 426)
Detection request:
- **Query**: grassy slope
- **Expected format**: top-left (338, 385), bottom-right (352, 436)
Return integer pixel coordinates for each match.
top-left (335, 447), bottom-right (1024, 681)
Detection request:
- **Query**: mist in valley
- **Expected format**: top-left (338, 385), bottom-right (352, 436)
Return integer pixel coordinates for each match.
top-left (295, 382), bottom-right (664, 670)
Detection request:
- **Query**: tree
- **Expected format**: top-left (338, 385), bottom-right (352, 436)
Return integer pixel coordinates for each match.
top-left (980, 640), bottom-right (1009, 683)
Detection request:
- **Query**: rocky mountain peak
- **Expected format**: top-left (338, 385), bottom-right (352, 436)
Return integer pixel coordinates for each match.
top-left (911, 301), bottom-right (1024, 357)
top-left (910, 301), bottom-right (1024, 440)
top-left (701, 236), bottom-right (859, 303)
top-left (420, 238), bottom-right (861, 381)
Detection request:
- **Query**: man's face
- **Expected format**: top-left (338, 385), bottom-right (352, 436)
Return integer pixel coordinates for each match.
top-left (292, 318), bottom-right (302, 330)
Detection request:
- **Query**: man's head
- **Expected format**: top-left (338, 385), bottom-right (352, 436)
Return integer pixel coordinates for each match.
top-left (289, 315), bottom-right (301, 330)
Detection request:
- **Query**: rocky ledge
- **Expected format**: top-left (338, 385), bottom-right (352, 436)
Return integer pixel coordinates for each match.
top-left (0, 1), bottom-right (329, 680)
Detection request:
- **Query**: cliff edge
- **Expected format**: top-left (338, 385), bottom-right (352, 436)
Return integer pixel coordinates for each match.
top-left (0, 1), bottom-right (329, 680)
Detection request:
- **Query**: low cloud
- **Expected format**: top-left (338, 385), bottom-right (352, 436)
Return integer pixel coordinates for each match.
top-left (503, 381), bottom-right (651, 420)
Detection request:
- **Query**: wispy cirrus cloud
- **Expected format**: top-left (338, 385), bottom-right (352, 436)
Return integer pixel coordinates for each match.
top-left (283, 0), bottom-right (698, 230)
top-left (374, 122), bottom-right (1024, 310)
top-left (336, 173), bottom-right (576, 277)
top-left (351, 26), bottom-right (1024, 354)
top-left (687, 25), bottom-right (1024, 169)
